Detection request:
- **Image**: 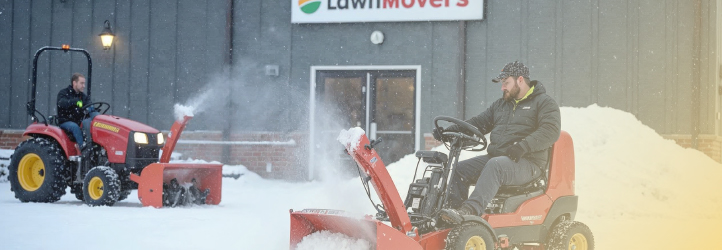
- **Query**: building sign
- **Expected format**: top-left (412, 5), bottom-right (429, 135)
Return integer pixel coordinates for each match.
top-left (292, 0), bottom-right (485, 23)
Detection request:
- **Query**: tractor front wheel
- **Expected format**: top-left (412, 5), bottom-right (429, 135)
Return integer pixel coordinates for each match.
top-left (83, 166), bottom-right (121, 206)
top-left (8, 137), bottom-right (68, 202)
top-left (445, 223), bottom-right (495, 250)
top-left (547, 220), bottom-right (595, 250)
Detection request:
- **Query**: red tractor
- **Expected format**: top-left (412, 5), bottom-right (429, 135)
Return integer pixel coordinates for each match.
top-left (7, 45), bottom-right (222, 207)
top-left (290, 116), bottom-right (594, 249)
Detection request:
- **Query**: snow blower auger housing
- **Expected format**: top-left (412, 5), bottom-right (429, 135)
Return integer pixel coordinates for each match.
top-left (290, 116), bottom-right (594, 250)
top-left (8, 45), bottom-right (223, 208)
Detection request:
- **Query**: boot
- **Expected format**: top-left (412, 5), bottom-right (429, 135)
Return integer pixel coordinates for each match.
top-left (440, 203), bottom-right (476, 225)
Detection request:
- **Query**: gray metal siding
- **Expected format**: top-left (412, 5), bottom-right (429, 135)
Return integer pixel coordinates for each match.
top-left (0, 0), bottom-right (717, 139)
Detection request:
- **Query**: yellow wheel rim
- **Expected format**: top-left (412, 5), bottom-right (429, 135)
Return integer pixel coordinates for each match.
top-left (88, 176), bottom-right (104, 200)
top-left (569, 233), bottom-right (588, 250)
top-left (17, 153), bottom-right (45, 191)
top-left (465, 236), bottom-right (487, 250)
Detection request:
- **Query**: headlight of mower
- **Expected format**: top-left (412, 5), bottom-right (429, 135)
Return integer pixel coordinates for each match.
top-left (134, 132), bottom-right (149, 144)
top-left (157, 133), bottom-right (164, 144)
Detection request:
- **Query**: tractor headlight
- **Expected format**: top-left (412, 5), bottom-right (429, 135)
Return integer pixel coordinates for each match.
top-left (134, 132), bottom-right (149, 144)
top-left (157, 133), bottom-right (165, 144)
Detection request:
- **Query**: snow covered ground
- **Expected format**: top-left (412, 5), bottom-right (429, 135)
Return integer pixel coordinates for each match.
top-left (1, 105), bottom-right (721, 249)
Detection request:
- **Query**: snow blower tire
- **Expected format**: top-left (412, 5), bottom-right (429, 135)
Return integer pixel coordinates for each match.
top-left (445, 222), bottom-right (494, 250)
top-left (71, 183), bottom-right (84, 201)
top-left (83, 166), bottom-right (121, 206)
top-left (547, 220), bottom-right (595, 250)
top-left (117, 189), bottom-right (131, 202)
top-left (8, 137), bottom-right (68, 203)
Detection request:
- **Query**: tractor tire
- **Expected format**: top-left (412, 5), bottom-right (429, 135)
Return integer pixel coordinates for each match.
top-left (83, 166), bottom-right (121, 206)
top-left (445, 222), bottom-right (495, 250)
top-left (117, 189), bottom-right (131, 202)
top-left (8, 137), bottom-right (68, 203)
top-left (71, 183), bottom-right (84, 201)
top-left (547, 220), bottom-right (595, 250)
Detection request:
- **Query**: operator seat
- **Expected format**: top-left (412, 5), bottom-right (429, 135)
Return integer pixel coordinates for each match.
top-left (485, 148), bottom-right (553, 214)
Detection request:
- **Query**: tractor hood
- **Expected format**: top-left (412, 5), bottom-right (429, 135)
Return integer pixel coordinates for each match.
top-left (93, 114), bottom-right (160, 134)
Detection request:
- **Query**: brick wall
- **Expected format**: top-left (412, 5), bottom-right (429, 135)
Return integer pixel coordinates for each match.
top-left (423, 133), bottom-right (443, 150)
top-left (173, 131), bottom-right (308, 180)
top-left (0, 129), bottom-right (308, 180)
top-left (0, 130), bottom-right (27, 150)
top-left (663, 134), bottom-right (722, 162)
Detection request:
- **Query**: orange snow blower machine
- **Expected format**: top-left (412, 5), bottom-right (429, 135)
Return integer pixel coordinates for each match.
top-left (290, 116), bottom-right (594, 250)
top-left (8, 45), bottom-right (222, 208)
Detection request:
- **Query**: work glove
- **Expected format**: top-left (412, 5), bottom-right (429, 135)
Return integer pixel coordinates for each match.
top-left (432, 125), bottom-right (460, 141)
top-left (432, 127), bottom-right (445, 141)
top-left (506, 142), bottom-right (527, 163)
top-left (76, 100), bottom-right (83, 108)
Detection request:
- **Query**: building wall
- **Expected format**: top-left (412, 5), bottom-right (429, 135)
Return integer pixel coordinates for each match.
top-left (1, 0), bottom-right (721, 176)
top-left (0, 0), bottom-right (228, 131)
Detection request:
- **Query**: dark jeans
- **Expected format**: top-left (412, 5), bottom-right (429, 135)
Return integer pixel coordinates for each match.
top-left (59, 112), bottom-right (98, 148)
top-left (447, 155), bottom-right (540, 215)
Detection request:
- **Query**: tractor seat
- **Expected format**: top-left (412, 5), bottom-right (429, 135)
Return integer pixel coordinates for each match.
top-left (50, 115), bottom-right (77, 143)
top-left (47, 115), bottom-right (59, 126)
top-left (485, 148), bottom-right (553, 214)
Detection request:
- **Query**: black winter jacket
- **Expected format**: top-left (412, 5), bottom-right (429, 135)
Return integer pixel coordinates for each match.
top-left (57, 85), bottom-right (91, 125)
top-left (463, 81), bottom-right (561, 168)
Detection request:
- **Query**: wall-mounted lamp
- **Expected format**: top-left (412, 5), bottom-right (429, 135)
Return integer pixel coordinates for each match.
top-left (98, 20), bottom-right (114, 50)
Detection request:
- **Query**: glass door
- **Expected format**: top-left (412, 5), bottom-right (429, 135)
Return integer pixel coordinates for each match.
top-left (314, 69), bottom-right (416, 171)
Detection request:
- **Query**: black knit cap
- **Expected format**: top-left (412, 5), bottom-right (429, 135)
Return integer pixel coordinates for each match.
top-left (492, 61), bottom-right (529, 83)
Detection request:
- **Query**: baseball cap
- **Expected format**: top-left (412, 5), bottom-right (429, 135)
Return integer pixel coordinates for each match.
top-left (492, 61), bottom-right (529, 83)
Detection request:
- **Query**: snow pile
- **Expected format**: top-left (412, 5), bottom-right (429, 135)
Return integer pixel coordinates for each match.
top-left (173, 104), bottom-right (195, 121)
top-left (295, 231), bottom-right (371, 250)
top-left (337, 127), bottom-right (366, 153)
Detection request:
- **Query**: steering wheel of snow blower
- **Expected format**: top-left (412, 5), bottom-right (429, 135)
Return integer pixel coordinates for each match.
top-left (434, 116), bottom-right (487, 151)
top-left (82, 102), bottom-right (110, 115)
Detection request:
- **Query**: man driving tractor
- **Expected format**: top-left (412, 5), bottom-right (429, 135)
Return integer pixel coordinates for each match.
top-left (434, 61), bottom-right (562, 224)
top-left (57, 72), bottom-right (98, 151)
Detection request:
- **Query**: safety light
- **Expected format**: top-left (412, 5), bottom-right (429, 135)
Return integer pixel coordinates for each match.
top-left (134, 132), bottom-right (148, 144)
top-left (157, 133), bottom-right (165, 145)
top-left (98, 20), bottom-right (114, 50)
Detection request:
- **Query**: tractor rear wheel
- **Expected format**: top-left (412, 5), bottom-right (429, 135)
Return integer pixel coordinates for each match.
top-left (445, 222), bottom-right (494, 250)
top-left (547, 220), bottom-right (595, 250)
top-left (8, 137), bottom-right (68, 202)
top-left (83, 166), bottom-right (121, 206)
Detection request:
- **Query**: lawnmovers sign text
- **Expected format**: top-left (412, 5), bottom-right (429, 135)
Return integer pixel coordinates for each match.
top-left (292, 0), bottom-right (484, 23)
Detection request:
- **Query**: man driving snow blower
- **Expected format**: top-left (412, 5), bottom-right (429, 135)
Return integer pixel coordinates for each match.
top-left (433, 61), bottom-right (561, 224)
top-left (57, 72), bottom-right (98, 152)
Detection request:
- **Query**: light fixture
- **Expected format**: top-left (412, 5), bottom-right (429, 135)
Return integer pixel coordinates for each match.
top-left (370, 30), bottom-right (384, 45)
top-left (98, 20), bottom-right (114, 50)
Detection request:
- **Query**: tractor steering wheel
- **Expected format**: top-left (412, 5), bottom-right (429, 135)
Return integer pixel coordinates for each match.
top-left (82, 102), bottom-right (110, 115)
top-left (433, 116), bottom-right (488, 151)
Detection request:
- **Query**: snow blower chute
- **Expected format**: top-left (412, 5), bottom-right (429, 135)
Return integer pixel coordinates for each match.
top-left (130, 115), bottom-right (223, 208)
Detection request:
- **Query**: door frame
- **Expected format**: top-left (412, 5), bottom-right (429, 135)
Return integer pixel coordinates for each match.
top-left (309, 65), bottom-right (422, 180)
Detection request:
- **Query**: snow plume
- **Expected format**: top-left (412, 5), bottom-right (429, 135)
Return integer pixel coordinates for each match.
top-left (172, 71), bottom-right (230, 123)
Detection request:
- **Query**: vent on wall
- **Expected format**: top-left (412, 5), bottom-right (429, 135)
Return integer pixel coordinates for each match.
top-left (265, 65), bottom-right (279, 77)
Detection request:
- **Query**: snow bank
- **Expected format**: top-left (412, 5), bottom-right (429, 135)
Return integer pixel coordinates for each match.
top-left (337, 127), bottom-right (366, 153)
top-left (295, 231), bottom-right (371, 250)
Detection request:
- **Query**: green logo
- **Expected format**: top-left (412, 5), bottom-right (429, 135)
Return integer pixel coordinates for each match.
top-left (299, 0), bottom-right (321, 14)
